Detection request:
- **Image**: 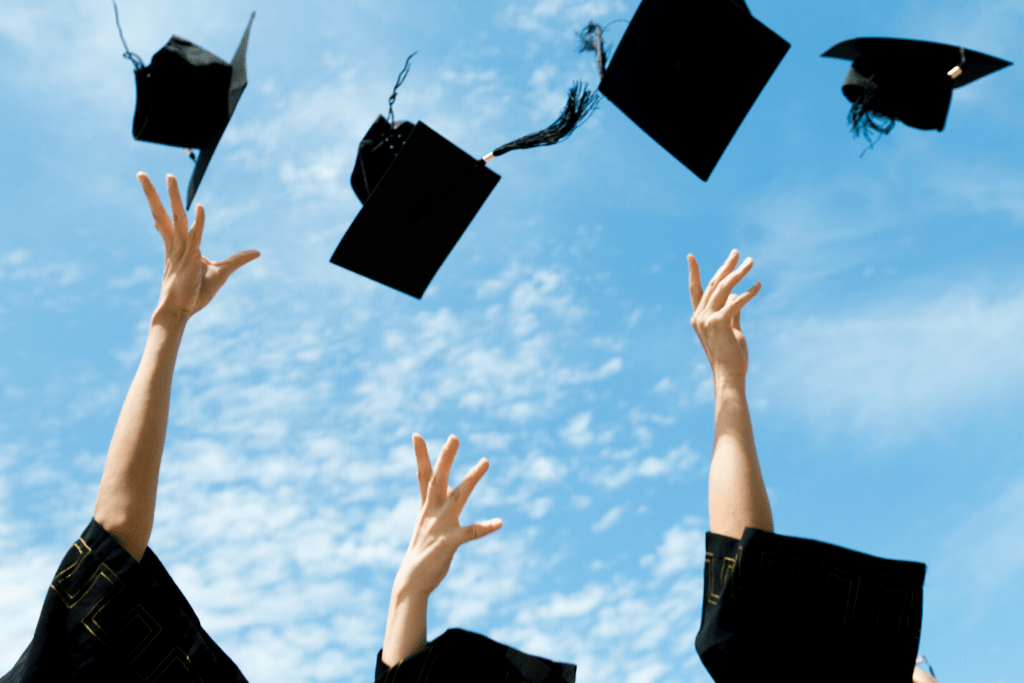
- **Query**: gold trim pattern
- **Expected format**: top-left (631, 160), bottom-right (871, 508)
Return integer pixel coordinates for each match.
top-left (46, 533), bottom-right (208, 682)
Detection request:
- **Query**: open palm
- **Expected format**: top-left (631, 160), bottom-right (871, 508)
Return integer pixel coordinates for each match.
top-left (137, 172), bottom-right (259, 320)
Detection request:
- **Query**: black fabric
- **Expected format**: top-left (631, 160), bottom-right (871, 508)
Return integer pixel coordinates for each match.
top-left (132, 38), bottom-right (231, 149)
top-left (332, 121), bottom-right (500, 299)
top-left (696, 528), bottom-right (926, 683)
top-left (128, 12), bottom-right (255, 208)
top-left (1, 519), bottom-right (247, 683)
top-left (375, 629), bottom-right (575, 683)
top-left (350, 115), bottom-right (417, 203)
top-left (597, 0), bottom-right (789, 181)
top-left (822, 38), bottom-right (1012, 133)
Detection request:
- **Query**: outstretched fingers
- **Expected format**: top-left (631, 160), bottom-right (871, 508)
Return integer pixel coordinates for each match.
top-left (187, 205), bottom-right (205, 257)
top-left (720, 281), bottom-right (762, 320)
top-left (165, 175), bottom-right (189, 246)
top-left (412, 434), bottom-right (432, 504)
top-left (426, 435), bottom-right (459, 507)
top-left (704, 249), bottom-right (739, 304)
top-left (137, 172), bottom-right (173, 252)
top-left (707, 255), bottom-right (754, 312)
top-left (687, 254), bottom-right (704, 312)
top-left (446, 457), bottom-right (490, 518)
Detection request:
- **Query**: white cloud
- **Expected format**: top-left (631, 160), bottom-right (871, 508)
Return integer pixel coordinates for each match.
top-left (591, 505), bottom-right (624, 533)
top-left (0, 547), bottom-right (64, 672)
top-left (501, 0), bottom-right (628, 36)
top-left (525, 452), bottom-right (568, 482)
top-left (534, 583), bottom-right (606, 619)
top-left (640, 525), bottom-right (705, 579)
top-left (0, 249), bottom-right (81, 286)
top-left (590, 443), bottom-right (701, 490)
top-left (561, 411), bottom-right (594, 447)
top-left (467, 431), bottom-right (514, 450)
top-left (108, 265), bottom-right (157, 289)
top-left (522, 495), bottom-right (555, 519)
top-left (760, 284), bottom-right (1024, 443)
top-left (934, 473), bottom-right (1024, 618)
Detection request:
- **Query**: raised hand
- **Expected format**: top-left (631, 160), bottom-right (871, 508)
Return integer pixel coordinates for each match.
top-left (688, 249), bottom-right (761, 381)
top-left (395, 434), bottom-right (502, 599)
top-left (382, 434), bottom-right (502, 666)
top-left (137, 172), bottom-right (259, 322)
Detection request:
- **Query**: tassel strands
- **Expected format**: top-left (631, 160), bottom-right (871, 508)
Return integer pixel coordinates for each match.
top-left (486, 81), bottom-right (599, 160)
top-left (847, 76), bottom-right (896, 151)
top-left (578, 22), bottom-right (608, 79)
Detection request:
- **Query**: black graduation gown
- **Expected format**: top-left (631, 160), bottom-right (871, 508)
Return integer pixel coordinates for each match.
top-left (375, 628), bottom-right (576, 683)
top-left (1, 519), bottom-right (247, 683)
top-left (696, 527), bottom-right (926, 683)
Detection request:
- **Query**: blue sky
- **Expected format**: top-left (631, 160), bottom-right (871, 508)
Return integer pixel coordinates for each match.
top-left (1, 0), bottom-right (1023, 681)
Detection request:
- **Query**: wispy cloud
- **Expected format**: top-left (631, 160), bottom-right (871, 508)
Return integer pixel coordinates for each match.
top-left (591, 504), bottom-right (624, 532)
top-left (759, 283), bottom-right (1024, 444)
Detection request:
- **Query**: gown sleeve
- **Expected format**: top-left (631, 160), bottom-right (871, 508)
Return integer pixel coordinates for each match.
top-left (1, 519), bottom-right (248, 683)
top-left (695, 527), bottom-right (926, 683)
top-left (374, 628), bottom-right (576, 683)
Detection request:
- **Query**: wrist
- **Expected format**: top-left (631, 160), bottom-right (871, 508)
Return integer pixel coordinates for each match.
top-left (390, 577), bottom-right (431, 607)
top-left (713, 368), bottom-right (746, 393)
top-left (150, 303), bottom-right (190, 331)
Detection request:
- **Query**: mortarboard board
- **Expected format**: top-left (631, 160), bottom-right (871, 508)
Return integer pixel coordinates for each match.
top-left (332, 55), bottom-right (596, 299)
top-left (822, 38), bottom-right (1012, 140)
top-left (113, 2), bottom-right (255, 208)
top-left (585, 0), bottom-right (790, 181)
top-left (375, 629), bottom-right (577, 683)
top-left (333, 118), bottom-right (501, 299)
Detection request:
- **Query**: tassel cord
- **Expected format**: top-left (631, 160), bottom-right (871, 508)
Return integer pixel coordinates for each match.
top-left (387, 52), bottom-right (417, 127)
top-left (111, 1), bottom-right (144, 71)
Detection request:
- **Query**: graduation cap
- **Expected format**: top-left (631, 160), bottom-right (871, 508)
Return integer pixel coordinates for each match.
top-left (697, 528), bottom-right (927, 682)
top-left (113, 2), bottom-right (254, 208)
top-left (331, 54), bottom-right (597, 299)
top-left (375, 629), bottom-right (576, 683)
top-left (822, 38), bottom-right (1012, 141)
top-left (582, 0), bottom-right (790, 181)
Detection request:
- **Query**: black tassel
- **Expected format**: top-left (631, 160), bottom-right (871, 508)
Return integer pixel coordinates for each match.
top-left (577, 22), bottom-right (607, 79)
top-left (487, 81), bottom-right (598, 159)
top-left (848, 77), bottom-right (896, 151)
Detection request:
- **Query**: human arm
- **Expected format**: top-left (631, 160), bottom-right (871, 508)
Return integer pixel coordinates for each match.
top-left (688, 250), bottom-right (772, 540)
top-left (92, 173), bottom-right (259, 561)
top-left (382, 434), bottom-right (503, 667)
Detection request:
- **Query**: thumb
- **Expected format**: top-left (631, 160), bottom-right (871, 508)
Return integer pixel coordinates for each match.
top-left (460, 519), bottom-right (503, 545)
top-left (216, 250), bottom-right (261, 279)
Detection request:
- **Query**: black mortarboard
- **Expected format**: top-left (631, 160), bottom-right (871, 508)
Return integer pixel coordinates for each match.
top-left (588, 0), bottom-right (789, 181)
top-left (114, 3), bottom-right (254, 208)
top-left (332, 56), bottom-right (596, 298)
top-left (375, 629), bottom-right (577, 683)
top-left (822, 38), bottom-right (1012, 139)
top-left (697, 528), bottom-right (926, 682)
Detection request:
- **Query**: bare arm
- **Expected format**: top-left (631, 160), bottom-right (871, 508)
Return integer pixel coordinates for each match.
top-left (688, 250), bottom-right (773, 540)
top-left (93, 311), bottom-right (185, 560)
top-left (382, 434), bottom-right (502, 667)
top-left (93, 173), bottom-right (259, 561)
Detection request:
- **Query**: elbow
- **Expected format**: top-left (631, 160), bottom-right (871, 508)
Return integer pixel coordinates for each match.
top-left (93, 510), bottom-right (148, 561)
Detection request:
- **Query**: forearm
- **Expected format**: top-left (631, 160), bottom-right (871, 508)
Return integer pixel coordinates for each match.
top-left (708, 372), bottom-right (773, 539)
top-left (382, 582), bottom-right (429, 667)
top-left (93, 307), bottom-right (187, 560)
